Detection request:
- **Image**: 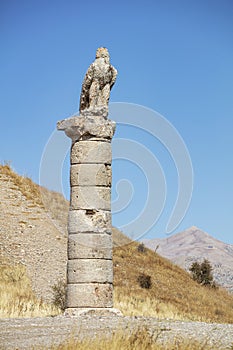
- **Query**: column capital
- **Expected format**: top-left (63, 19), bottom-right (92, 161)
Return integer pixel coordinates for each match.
top-left (57, 115), bottom-right (116, 142)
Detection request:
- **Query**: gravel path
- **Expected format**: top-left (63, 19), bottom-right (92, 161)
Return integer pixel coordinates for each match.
top-left (0, 316), bottom-right (233, 349)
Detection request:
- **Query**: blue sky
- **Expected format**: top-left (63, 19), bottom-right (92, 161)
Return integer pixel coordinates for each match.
top-left (1, 0), bottom-right (233, 243)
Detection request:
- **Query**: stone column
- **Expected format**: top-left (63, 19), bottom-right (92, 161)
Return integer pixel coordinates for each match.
top-left (57, 114), bottom-right (120, 316)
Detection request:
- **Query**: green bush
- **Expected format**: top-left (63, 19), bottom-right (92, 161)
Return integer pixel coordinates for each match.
top-left (189, 259), bottom-right (215, 287)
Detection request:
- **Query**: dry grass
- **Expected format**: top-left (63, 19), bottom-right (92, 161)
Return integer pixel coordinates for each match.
top-left (0, 264), bottom-right (61, 318)
top-left (1, 233), bottom-right (233, 323)
top-left (0, 164), bottom-right (43, 207)
top-left (112, 227), bottom-right (132, 247)
top-left (113, 241), bottom-right (233, 323)
top-left (114, 290), bottom-right (187, 320)
top-left (50, 327), bottom-right (218, 350)
top-left (0, 163), bottom-right (69, 229)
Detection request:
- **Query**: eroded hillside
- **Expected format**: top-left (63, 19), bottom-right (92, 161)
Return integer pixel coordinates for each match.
top-left (0, 165), bottom-right (68, 301)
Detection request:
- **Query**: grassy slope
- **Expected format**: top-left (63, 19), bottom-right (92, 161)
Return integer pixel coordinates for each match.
top-left (0, 164), bottom-right (69, 229)
top-left (0, 164), bottom-right (43, 206)
top-left (113, 241), bottom-right (233, 323)
top-left (1, 164), bottom-right (233, 323)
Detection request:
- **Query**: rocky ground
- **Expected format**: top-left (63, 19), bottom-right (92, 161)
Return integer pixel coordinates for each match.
top-left (1, 315), bottom-right (233, 349)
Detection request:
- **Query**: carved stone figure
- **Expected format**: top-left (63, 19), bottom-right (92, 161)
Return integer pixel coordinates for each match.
top-left (79, 47), bottom-right (117, 117)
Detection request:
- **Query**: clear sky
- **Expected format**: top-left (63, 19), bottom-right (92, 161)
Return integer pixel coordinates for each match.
top-left (1, 0), bottom-right (233, 243)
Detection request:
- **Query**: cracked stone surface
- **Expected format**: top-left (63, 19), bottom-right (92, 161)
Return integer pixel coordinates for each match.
top-left (57, 115), bottom-right (116, 142)
top-left (68, 233), bottom-right (112, 259)
top-left (70, 164), bottom-right (111, 187)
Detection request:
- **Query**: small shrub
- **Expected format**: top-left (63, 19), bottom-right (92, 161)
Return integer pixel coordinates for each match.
top-left (137, 273), bottom-right (152, 289)
top-left (52, 280), bottom-right (66, 311)
top-left (189, 259), bottom-right (215, 287)
top-left (137, 243), bottom-right (146, 253)
top-left (4, 266), bottom-right (25, 283)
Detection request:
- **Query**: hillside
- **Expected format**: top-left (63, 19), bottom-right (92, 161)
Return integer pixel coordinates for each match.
top-left (113, 242), bottom-right (233, 323)
top-left (0, 164), bottom-right (68, 301)
top-left (142, 226), bottom-right (233, 292)
top-left (1, 164), bottom-right (233, 323)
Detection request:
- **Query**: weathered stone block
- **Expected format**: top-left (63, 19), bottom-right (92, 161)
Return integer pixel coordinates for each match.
top-left (64, 307), bottom-right (122, 316)
top-left (66, 283), bottom-right (113, 308)
top-left (70, 164), bottom-right (111, 187)
top-left (68, 209), bottom-right (112, 233)
top-left (57, 115), bottom-right (116, 142)
top-left (71, 140), bottom-right (111, 164)
top-left (67, 259), bottom-right (113, 283)
top-left (68, 233), bottom-right (112, 259)
top-left (71, 186), bottom-right (111, 210)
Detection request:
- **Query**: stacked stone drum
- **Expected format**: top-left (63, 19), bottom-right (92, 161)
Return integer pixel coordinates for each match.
top-left (57, 114), bottom-right (118, 315)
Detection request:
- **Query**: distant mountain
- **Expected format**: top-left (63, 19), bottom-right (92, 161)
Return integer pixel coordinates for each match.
top-left (142, 226), bottom-right (233, 292)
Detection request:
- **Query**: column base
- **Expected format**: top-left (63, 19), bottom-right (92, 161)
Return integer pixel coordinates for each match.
top-left (64, 307), bottom-right (122, 317)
